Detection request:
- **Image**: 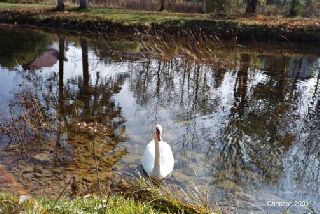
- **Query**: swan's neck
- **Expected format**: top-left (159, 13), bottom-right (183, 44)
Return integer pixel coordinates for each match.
top-left (151, 135), bottom-right (161, 178)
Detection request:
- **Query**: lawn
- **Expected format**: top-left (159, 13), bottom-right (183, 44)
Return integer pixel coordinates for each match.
top-left (0, 3), bottom-right (319, 43)
top-left (0, 2), bottom-right (204, 24)
top-left (0, 2), bottom-right (50, 9)
top-left (0, 2), bottom-right (319, 26)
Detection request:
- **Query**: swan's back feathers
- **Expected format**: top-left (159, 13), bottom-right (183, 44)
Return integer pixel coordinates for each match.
top-left (142, 140), bottom-right (174, 179)
top-left (159, 141), bottom-right (174, 178)
top-left (141, 141), bottom-right (155, 174)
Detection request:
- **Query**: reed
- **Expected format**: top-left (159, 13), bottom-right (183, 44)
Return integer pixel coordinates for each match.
top-left (136, 30), bottom-right (238, 70)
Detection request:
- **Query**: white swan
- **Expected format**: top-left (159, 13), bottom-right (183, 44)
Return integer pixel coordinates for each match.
top-left (142, 125), bottom-right (174, 179)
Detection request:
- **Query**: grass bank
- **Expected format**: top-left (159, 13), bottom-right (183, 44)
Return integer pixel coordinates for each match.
top-left (0, 3), bottom-right (320, 43)
top-left (0, 177), bottom-right (217, 214)
top-left (0, 192), bottom-right (156, 213)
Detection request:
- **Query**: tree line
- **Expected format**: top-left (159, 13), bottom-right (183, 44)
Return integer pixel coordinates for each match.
top-left (56, 0), bottom-right (315, 17)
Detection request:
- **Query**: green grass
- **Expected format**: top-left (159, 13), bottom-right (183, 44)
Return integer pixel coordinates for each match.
top-left (81, 8), bottom-right (197, 24)
top-left (0, 2), bottom-right (51, 9)
top-left (70, 6), bottom-right (205, 26)
top-left (0, 2), bottom-right (319, 26)
top-left (0, 2), bottom-right (203, 24)
top-left (0, 177), bottom-right (217, 214)
top-left (0, 3), bottom-right (319, 42)
top-left (0, 192), bottom-right (157, 214)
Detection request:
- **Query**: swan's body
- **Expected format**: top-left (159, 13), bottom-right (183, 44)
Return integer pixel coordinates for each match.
top-left (142, 125), bottom-right (174, 179)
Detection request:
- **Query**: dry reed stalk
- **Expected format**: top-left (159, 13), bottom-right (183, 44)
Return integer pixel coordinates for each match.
top-left (137, 30), bottom-right (237, 70)
top-left (0, 88), bottom-right (53, 148)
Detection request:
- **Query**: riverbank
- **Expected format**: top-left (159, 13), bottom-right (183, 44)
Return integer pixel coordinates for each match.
top-left (0, 192), bottom-right (172, 213)
top-left (0, 177), bottom-right (215, 214)
top-left (0, 3), bottom-right (320, 43)
top-left (1, 192), bottom-right (155, 213)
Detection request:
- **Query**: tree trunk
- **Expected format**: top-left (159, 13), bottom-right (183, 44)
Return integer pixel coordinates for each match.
top-left (57, 35), bottom-right (65, 147)
top-left (202, 0), bottom-right (206, 13)
top-left (79, 0), bottom-right (88, 9)
top-left (290, 0), bottom-right (300, 16)
top-left (232, 53), bottom-right (250, 116)
top-left (80, 38), bottom-right (90, 118)
top-left (56, 0), bottom-right (64, 11)
top-left (159, 0), bottom-right (164, 11)
top-left (246, 0), bottom-right (258, 14)
top-left (58, 35), bottom-right (65, 107)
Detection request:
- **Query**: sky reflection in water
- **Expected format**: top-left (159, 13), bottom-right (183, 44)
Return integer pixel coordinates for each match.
top-left (0, 26), bottom-right (319, 213)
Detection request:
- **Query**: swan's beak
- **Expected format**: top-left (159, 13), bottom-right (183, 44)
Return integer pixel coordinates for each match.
top-left (155, 128), bottom-right (161, 141)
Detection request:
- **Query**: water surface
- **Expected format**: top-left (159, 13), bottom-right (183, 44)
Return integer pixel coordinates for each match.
top-left (0, 25), bottom-right (319, 213)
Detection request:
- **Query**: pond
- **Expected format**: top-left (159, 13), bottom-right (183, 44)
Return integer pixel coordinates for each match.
top-left (0, 25), bottom-right (319, 213)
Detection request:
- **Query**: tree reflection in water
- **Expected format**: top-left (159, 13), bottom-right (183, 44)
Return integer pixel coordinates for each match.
top-left (0, 27), bottom-right (320, 211)
top-left (122, 50), bottom-right (320, 209)
top-left (0, 35), bottom-right (129, 198)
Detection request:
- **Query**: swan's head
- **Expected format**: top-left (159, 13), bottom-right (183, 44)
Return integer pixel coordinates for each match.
top-left (155, 124), bottom-right (162, 134)
top-left (154, 124), bottom-right (162, 141)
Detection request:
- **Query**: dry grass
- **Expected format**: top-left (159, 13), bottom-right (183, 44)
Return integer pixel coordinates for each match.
top-left (0, 174), bottom-right (220, 213)
top-left (137, 30), bottom-right (238, 70)
top-left (140, 31), bottom-right (221, 60)
top-left (112, 174), bottom-right (219, 214)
